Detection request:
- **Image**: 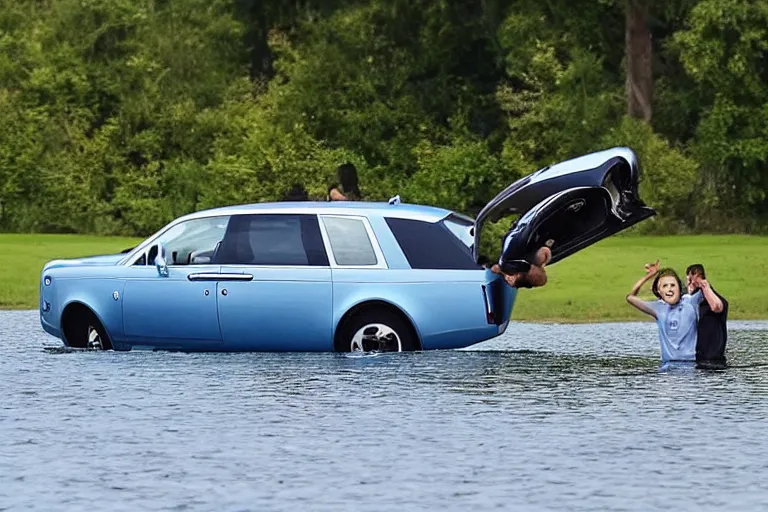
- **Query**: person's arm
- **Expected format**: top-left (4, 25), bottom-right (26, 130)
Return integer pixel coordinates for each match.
top-left (491, 264), bottom-right (521, 288)
top-left (328, 187), bottom-right (347, 201)
top-left (695, 277), bottom-right (724, 313)
top-left (626, 260), bottom-right (660, 319)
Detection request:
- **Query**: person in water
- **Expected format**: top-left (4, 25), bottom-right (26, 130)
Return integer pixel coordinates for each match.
top-left (626, 261), bottom-right (724, 362)
top-left (328, 163), bottom-right (362, 201)
top-left (686, 263), bottom-right (729, 366)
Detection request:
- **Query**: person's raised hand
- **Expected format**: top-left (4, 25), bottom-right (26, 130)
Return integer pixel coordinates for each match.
top-left (693, 275), bottom-right (710, 290)
top-left (644, 260), bottom-right (660, 276)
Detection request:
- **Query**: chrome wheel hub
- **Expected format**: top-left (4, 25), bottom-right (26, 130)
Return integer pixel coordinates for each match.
top-left (87, 326), bottom-right (103, 350)
top-left (350, 323), bottom-right (402, 353)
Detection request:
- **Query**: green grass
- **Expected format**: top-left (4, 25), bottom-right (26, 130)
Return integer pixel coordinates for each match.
top-left (1, 233), bottom-right (766, 322)
top-left (0, 234), bottom-right (141, 309)
top-left (511, 235), bottom-right (768, 322)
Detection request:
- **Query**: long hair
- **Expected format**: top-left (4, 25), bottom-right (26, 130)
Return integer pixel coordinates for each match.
top-left (651, 268), bottom-right (683, 300)
top-left (337, 163), bottom-right (361, 198)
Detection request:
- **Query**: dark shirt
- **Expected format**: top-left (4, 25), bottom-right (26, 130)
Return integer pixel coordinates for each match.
top-left (283, 185), bottom-right (309, 201)
top-left (695, 287), bottom-right (729, 364)
top-left (327, 183), bottom-right (362, 201)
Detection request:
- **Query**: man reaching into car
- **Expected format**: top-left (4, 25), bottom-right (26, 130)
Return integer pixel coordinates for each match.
top-left (490, 241), bottom-right (553, 289)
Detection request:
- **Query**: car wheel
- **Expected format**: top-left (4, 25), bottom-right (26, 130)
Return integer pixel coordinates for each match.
top-left (63, 306), bottom-right (112, 350)
top-left (341, 309), bottom-right (418, 353)
top-left (86, 322), bottom-right (107, 350)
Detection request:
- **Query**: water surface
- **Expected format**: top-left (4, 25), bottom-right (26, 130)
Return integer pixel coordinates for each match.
top-left (2, 311), bottom-right (768, 511)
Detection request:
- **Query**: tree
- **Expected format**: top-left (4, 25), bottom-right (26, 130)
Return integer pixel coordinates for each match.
top-left (625, 0), bottom-right (653, 122)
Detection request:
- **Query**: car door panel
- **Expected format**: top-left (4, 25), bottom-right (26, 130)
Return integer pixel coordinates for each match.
top-left (216, 266), bottom-right (333, 351)
top-left (211, 213), bottom-right (333, 351)
top-left (122, 266), bottom-right (222, 343)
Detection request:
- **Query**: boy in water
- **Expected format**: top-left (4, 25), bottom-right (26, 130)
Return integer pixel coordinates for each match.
top-left (626, 260), bottom-right (723, 362)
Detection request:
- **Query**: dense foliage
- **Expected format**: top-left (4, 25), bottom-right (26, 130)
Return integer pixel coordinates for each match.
top-left (0, 0), bottom-right (765, 237)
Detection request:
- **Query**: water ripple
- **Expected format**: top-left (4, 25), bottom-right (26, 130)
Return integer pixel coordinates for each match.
top-left (1, 311), bottom-right (768, 511)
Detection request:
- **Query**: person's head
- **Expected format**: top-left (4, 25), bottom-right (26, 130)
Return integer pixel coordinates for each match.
top-left (283, 183), bottom-right (309, 201)
top-left (336, 163), bottom-right (360, 196)
top-left (513, 266), bottom-right (548, 289)
top-left (685, 263), bottom-right (707, 291)
top-left (652, 268), bottom-right (683, 305)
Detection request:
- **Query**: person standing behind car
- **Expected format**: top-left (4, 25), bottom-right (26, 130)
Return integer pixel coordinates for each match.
top-left (686, 263), bottom-right (729, 367)
top-left (327, 163), bottom-right (363, 201)
top-left (282, 183), bottom-right (310, 201)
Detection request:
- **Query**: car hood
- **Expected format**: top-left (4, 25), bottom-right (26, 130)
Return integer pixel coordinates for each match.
top-left (43, 253), bottom-right (124, 271)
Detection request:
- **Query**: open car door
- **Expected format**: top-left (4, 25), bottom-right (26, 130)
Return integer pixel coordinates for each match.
top-left (473, 147), bottom-right (656, 272)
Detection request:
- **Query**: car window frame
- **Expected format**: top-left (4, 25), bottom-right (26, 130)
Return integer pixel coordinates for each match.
top-left (318, 214), bottom-right (388, 269)
top-left (124, 215), bottom-right (231, 268)
top-left (215, 212), bottom-right (330, 268)
top-left (385, 216), bottom-right (482, 271)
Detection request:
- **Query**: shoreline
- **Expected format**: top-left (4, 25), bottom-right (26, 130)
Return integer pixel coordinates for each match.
top-left (4, 307), bottom-right (767, 325)
top-left (2, 233), bottom-right (767, 322)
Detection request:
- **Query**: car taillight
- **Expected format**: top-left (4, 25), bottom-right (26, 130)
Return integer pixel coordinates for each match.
top-left (481, 285), bottom-right (494, 324)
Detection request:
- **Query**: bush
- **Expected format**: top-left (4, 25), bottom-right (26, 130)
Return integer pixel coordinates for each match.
top-left (600, 117), bottom-right (699, 234)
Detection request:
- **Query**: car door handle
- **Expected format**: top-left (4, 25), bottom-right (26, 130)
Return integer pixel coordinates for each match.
top-left (188, 273), bottom-right (254, 282)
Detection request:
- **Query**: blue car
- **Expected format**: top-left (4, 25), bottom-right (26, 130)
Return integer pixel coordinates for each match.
top-left (39, 147), bottom-right (655, 352)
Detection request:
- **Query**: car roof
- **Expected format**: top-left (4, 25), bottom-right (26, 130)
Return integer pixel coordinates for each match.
top-left (180, 201), bottom-right (464, 224)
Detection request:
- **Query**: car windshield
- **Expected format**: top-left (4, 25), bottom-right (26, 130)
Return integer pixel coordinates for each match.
top-left (442, 214), bottom-right (474, 249)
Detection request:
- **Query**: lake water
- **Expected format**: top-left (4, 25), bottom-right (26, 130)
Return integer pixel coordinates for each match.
top-left (2, 310), bottom-right (768, 511)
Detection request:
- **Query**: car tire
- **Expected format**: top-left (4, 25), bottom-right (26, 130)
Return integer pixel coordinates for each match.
top-left (340, 308), bottom-right (419, 353)
top-left (63, 306), bottom-right (113, 351)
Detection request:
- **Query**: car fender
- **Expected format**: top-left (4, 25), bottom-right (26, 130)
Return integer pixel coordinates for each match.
top-left (56, 279), bottom-right (127, 342)
top-left (333, 291), bottom-right (424, 345)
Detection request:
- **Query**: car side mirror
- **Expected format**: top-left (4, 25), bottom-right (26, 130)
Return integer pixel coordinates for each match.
top-left (154, 243), bottom-right (169, 277)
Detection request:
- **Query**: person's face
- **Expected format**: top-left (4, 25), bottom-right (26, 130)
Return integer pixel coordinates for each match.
top-left (658, 275), bottom-right (681, 305)
top-left (686, 272), bottom-right (702, 292)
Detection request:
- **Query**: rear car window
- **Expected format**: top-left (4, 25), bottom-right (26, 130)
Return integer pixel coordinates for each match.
top-left (385, 217), bottom-right (481, 270)
top-left (321, 216), bottom-right (378, 266)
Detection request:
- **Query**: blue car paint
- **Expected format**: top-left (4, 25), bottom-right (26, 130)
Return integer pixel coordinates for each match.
top-left (40, 274), bottom-right (127, 344)
top-left (39, 202), bottom-right (512, 352)
top-left (331, 270), bottom-right (503, 350)
top-left (122, 265), bottom-right (223, 344)
top-left (215, 266), bottom-right (334, 351)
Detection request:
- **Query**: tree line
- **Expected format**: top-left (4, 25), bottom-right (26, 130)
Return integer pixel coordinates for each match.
top-left (0, 0), bottom-right (766, 237)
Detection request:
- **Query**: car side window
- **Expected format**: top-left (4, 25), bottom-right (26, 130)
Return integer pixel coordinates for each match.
top-left (321, 216), bottom-right (377, 266)
top-left (213, 214), bottom-right (329, 266)
top-left (133, 216), bottom-right (231, 266)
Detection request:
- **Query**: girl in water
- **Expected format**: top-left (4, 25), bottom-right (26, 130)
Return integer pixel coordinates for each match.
top-left (626, 260), bottom-right (723, 362)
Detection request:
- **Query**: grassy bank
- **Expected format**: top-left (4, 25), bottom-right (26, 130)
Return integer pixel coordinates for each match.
top-left (1, 234), bottom-right (766, 322)
top-left (0, 234), bottom-right (142, 309)
top-left (512, 235), bottom-right (768, 322)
